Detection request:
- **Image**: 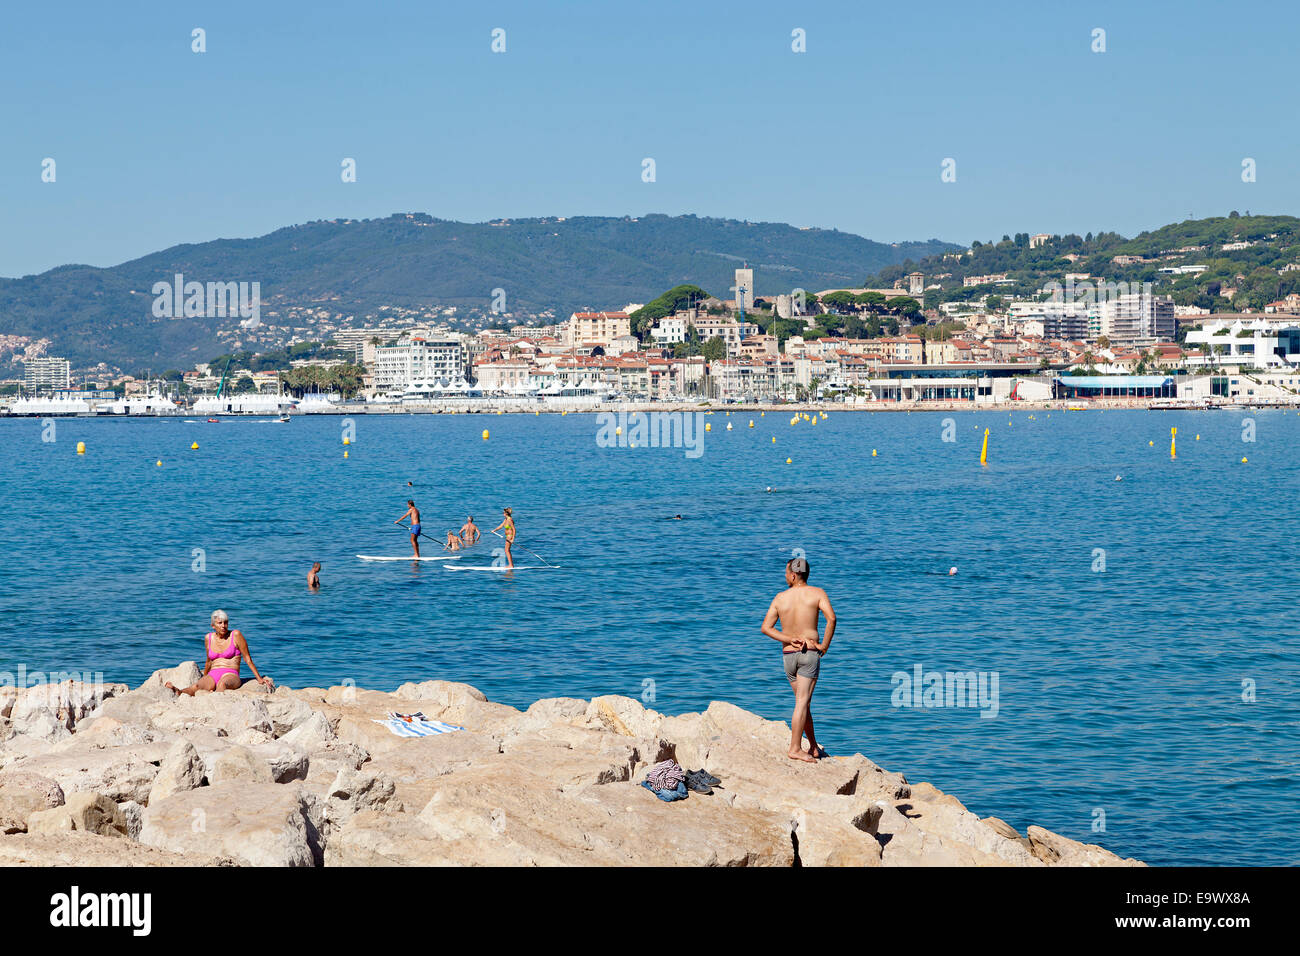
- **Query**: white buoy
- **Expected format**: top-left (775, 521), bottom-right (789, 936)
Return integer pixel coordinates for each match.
top-left (948, 567), bottom-right (957, 576)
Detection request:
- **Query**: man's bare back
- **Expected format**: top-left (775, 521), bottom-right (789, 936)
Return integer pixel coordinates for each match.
top-left (769, 584), bottom-right (831, 648)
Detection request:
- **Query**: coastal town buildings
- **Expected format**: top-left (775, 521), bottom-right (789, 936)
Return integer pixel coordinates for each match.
top-left (370, 336), bottom-right (467, 393)
top-left (22, 356), bottom-right (71, 390)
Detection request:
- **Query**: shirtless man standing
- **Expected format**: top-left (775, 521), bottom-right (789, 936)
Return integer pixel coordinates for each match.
top-left (459, 516), bottom-right (480, 545)
top-left (396, 500), bottom-right (421, 557)
top-left (760, 556), bottom-right (836, 763)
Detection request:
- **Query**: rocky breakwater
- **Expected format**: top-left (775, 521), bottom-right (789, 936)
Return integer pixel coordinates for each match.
top-left (0, 665), bottom-right (1144, 866)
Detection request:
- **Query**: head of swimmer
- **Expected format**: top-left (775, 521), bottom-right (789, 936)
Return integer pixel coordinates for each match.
top-left (211, 608), bottom-right (230, 635)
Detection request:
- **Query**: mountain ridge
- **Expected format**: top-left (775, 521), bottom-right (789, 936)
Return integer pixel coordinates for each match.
top-left (0, 213), bottom-right (957, 372)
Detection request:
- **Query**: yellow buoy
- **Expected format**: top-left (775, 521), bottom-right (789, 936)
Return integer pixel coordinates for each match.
top-left (705, 422), bottom-right (712, 432)
top-left (771, 436), bottom-right (776, 443)
top-left (980, 428), bottom-right (989, 466)
top-left (343, 437), bottom-right (349, 445)
top-left (1241, 457), bottom-right (1248, 463)
top-left (1148, 441), bottom-right (1154, 446)
top-left (156, 459), bottom-right (162, 467)
top-left (482, 429), bottom-right (490, 440)
top-left (748, 420), bottom-right (754, 428)
top-left (785, 457), bottom-right (792, 464)
top-left (190, 441), bottom-right (199, 450)
top-left (872, 449), bottom-right (878, 457)
top-left (1196, 434), bottom-right (1200, 440)
top-left (760, 412), bottom-right (765, 417)
top-left (615, 426), bottom-right (622, 436)
top-left (496, 409), bottom-right (503, 415)
top-left (76, 442), bottom-right (85, 455)
top-left (535, 410), bottom-right (539, 416)
top-left (1170, 426), bottom-right (1177, 459)
top-left (343, 450), bottom-right (349, 458)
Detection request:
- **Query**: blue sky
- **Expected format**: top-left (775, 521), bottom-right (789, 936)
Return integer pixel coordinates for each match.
top-left (1, 0), bottom-right (1296, 277)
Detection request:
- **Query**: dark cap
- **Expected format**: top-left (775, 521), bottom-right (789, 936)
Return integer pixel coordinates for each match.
top-left (788, 556), bottom-right (809, 577)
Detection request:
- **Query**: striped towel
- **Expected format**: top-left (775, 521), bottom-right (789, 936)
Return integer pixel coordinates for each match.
top-left (644, 759), bottom-right (686, 792)
top-left (372, 711), bottom-right (464, 738)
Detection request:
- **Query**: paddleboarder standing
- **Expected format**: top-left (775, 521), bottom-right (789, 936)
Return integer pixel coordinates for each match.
top-left (396, 500), bottom-right (421, 557)
top-left (491, 507), bottom-right (515, 569)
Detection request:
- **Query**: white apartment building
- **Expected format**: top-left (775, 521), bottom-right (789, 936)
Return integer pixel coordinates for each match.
top-left (370, 337), bottom-right (467, 392)
top-left (650, 315), bottom-right (688, 344)
top-left (565, 312), bottom-right (630, 348)
top-left (23, 356), bottom-right (71, 390)
top-left (1184, 318), bottom-right (1300, 369)
top-left (1009, 300), bottom-right (1089, 339)
top-left (1097, 294), bottom-right (1175, 341)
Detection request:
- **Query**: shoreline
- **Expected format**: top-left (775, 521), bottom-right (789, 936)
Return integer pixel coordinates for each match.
top-left (0, 670), bottom-right (1144, 867)
top-left (4, 398), bottom-right (1296, 418)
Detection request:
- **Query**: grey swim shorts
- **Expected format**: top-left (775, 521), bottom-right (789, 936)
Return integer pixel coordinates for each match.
top-left (783, 649), bottom-right (821, 684)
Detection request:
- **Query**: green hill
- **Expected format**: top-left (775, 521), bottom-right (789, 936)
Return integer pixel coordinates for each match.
top-left (862, 213), bottom-right (1300, 315)
top-left (0, 213), bottom-right (957, 373)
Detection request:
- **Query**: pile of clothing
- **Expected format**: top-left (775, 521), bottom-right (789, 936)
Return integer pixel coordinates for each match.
top-left (640, 759), bottom-right (722, 802)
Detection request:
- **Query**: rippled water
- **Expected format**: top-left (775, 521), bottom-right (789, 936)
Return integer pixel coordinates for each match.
top-left (1, 408), bottom-right (1297, 865)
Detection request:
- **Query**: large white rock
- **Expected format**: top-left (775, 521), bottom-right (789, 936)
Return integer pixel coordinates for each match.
top-left (147, 740), bottom-right (206, 804)
top-left (279, 711), bottom-right (335, 753)
top-left (28, 791), bottom-right (129, 838)
top-left (10, 748), bottom-right (160, 805)
top-left (139, 783), bottom-right (322, 866)
top-left (10, 680), bottom-right (129, 742)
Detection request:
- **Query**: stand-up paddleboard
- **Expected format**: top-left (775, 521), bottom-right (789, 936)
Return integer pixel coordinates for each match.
top-left (443, 564), bottom-right (558, 572)
top-left (357, 554), bottom-right (465, 562)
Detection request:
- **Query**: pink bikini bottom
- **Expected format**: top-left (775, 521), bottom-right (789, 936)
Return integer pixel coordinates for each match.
top-left (210, 668), bottom-right (240, 688)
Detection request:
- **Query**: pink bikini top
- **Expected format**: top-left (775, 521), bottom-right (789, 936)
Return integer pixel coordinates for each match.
top-left (207, 630), bottom-right (241, 662)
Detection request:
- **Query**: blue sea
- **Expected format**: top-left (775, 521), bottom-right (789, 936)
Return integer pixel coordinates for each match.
top-left (1, 408), bottom-right (1297, 866)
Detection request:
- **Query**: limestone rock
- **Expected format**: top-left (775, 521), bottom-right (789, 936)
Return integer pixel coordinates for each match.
top-left (279, 711), bottom-right (335, 753)
top-left (581, 695), bottom-right (663, 738)
top-left (265, 696), bottom-right (316, 737)
top-left (1026, 826), bottom-right (1145, 867)
top-left (119, 800), bottom-right (144, 840)
top-left (394, 680), bottom-right (488, 704)
top-left (0, 770), bottom-right (66, 808)
top-left (0, 831), bottom-right (231, 867)
top-left (147, 741), bottom-right (206, 804)
top-left (138, 662), bottom-right (203, 694)
top-left (11, 748), bottom-right (159, 805)
top-left (139, 783), bottom-right (322, 866)
top-left (147, 693), bottom-right (273, 738)
top-left (28, 791), bottom-right (128, 838)
top-left (983, 816), bottom-right (1022, 841)
top-left (302, 742), bottom-right (369, 784)
top-left (209, 746), bottom-right (274, 785)
top-left (1, 788), bottom-right (51, 834)
top-left (10, 680), bottom-right (129, 741)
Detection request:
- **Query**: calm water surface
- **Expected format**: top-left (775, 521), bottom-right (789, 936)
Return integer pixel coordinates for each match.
top-left (1, 408), bottom-right (1297, 865)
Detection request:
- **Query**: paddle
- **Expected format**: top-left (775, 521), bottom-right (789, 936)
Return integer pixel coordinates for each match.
top-left (491, 528), bottom-right (556, 568)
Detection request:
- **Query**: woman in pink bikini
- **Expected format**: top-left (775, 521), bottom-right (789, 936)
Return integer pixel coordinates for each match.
top-left (166, 609), bottom-right (273, 695)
